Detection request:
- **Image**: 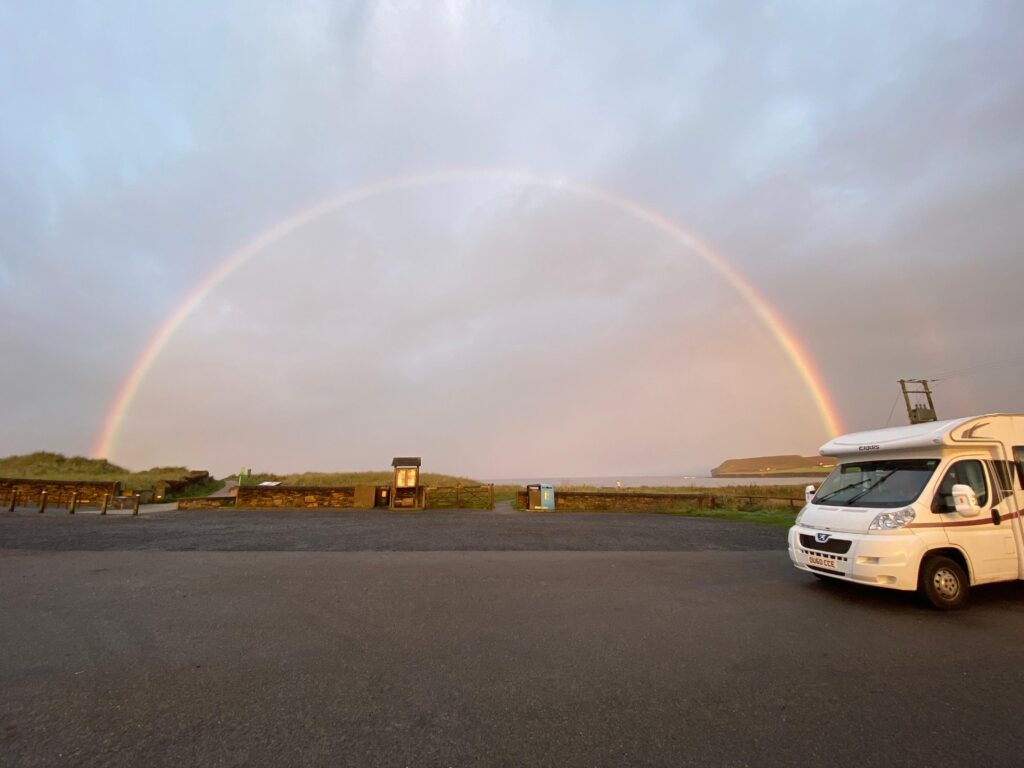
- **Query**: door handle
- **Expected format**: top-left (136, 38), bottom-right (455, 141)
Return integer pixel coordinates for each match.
top-left (991, 509), bottom-right (1002, 525)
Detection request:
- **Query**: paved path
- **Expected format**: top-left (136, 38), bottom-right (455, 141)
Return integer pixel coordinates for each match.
top-left (208, 479), bottom-right (237, 498)
top-left (2, 510), bottom-right (1023, 767)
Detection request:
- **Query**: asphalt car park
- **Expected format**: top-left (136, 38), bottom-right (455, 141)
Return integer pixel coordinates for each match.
top-left (2, 508), bottom-right (1023, 767)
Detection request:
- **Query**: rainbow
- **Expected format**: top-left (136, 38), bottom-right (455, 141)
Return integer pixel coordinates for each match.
top-left (92, 169), bottom-right (843, 459)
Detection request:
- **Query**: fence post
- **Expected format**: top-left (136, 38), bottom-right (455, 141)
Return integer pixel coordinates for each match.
top-left (101, 493), bottom-right (109, 515)
top-left (132, 494), bottom-right (140, 516)
top-left (456, 484), bottom-right (462, 508)
top-left (69, 492), bottom-right (77, 514)
top-left (38, 491), bottom-right (47, 514)
top-left (8, 489), bottom-right (16, 512)
top-left (489, 484), bottom-right (494, 510)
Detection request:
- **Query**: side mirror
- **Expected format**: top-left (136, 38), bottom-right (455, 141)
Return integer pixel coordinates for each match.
top-left (805, 485), bottom-right (816, 504)
top-left (952, 483), bottom-right (981, 516)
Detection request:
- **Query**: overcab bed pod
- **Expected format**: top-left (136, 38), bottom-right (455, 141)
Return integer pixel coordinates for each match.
top-left (390, 457), bottom-right (424, 510)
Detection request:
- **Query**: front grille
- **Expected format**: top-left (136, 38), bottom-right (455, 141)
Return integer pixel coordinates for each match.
top-left (808, 565), bottom-right (844, 575)
top-left (799, 534), bottom-right (852, 554)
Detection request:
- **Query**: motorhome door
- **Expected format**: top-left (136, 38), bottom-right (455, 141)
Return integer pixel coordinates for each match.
top-left (935, 458), bottom-right (1018, 582)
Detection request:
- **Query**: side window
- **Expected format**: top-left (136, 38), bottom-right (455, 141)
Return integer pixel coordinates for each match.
top-left (988, 461), bottom-right (1014, 505)
top-left (932, 460), bottom-right (989, 513)
top-left (1015, 447), bottom-right (1024, 489)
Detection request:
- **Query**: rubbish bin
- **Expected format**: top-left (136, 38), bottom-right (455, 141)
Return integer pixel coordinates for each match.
top-left (526, 484), bottom-right (555, 510)
top-left (527, 484), bottom-right (541, 509)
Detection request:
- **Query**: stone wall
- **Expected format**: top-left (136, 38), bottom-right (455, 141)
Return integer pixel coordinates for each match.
top-left (0, 478), bottom-right (122, 507)
top-left (516, 489), bottom-right (711, 512)
top-left (177, 497), bottom-right (237, 510)
top-left (515, 489), bottom-right (802, 512)
top-left (235, 485), bottom-right (357, 509)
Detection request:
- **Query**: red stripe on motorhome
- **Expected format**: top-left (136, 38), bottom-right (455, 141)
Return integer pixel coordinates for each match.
top-left (907, 510), bottom-right (1021, 529)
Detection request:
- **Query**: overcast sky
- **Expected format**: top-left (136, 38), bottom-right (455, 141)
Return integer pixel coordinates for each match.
top-left (2, 1), bottom-right (1022, 477)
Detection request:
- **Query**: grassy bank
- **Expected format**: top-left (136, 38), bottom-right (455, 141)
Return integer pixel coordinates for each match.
top-left (166, 478), bottom-right (226, 499)
top-left (238, 471), bottom-right (486, 488)
top-left (0, 452), bottom-right (207, 493)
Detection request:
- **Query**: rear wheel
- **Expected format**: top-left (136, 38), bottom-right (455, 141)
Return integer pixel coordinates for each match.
top-left (919, 555), bottom-right (969, 610)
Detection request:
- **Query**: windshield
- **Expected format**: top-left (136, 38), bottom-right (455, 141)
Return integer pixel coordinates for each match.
top-left (813, 459), bottom-right (939, 508)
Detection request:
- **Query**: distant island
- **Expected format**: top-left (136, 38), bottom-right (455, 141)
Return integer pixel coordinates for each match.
top-left (710, 454), bottom-right (836, 478)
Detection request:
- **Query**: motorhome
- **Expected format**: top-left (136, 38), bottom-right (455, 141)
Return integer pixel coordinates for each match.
top-left (789, 414), bottom-right (1024, 609)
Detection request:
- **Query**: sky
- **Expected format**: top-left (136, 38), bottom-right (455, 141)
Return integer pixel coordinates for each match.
top-left (1, 1), bottom-right (1023, 478)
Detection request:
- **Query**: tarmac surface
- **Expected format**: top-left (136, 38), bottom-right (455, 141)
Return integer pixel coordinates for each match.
top-left (0, 506), bottom-right (783, 551)
top-left (3, 508), bottom-right (1024, 767)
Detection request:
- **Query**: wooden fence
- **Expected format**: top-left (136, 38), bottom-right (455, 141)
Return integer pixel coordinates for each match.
top-left (2, 487), bottom-right (141, 515)
top-left (425, 484), bottom-right (495, 510)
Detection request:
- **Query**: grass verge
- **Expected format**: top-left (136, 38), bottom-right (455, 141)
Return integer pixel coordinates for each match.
top-left (663, 503), bottom-right (798, 527)
top-left (164, 478), bottom-right (226, 500)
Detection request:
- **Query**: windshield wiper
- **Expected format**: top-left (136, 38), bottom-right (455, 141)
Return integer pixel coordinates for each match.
top-left (814, 479), bottom-right (866, 505)
top-left (844, 471), bottom-right (897, 506)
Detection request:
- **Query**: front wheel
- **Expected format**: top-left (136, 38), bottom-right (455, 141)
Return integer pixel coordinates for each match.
top-left (919, 555), bottom-right (969, 610)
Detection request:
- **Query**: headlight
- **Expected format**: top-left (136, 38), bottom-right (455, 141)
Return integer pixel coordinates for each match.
top-left (868, 507), bottom-right (916, 530)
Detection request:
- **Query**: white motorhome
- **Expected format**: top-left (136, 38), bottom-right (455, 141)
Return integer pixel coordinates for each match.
top-left (789, 414), bottom-right (1024, 609)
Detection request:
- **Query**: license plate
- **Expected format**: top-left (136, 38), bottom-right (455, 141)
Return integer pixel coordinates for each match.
top-left (807, 555), bottom-right (840, 571)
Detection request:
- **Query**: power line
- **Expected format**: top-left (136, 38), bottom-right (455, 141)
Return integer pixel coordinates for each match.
top-left (928, 355), bottom-right (1024, 382)
top-left (885, 389), bottom-right (901, 427)
top-left (889, 355), bottom-right (1024, 425)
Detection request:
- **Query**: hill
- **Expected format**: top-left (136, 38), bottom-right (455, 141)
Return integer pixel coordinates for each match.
top-left (0, 452), bottom-right (215, 494)
top-left (710, 454), bottom-right (835, 478)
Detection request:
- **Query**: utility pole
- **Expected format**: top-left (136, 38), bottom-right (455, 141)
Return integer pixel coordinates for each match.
top-left (899, 379), bottom-right (937, 424)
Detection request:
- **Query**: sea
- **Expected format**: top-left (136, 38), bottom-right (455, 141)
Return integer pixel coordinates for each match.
top-left (485, 475), bottom-right (825, 488)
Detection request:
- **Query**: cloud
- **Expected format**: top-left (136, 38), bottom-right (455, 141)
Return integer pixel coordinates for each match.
top-left (2, 1), bottom-right (1022, 474)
